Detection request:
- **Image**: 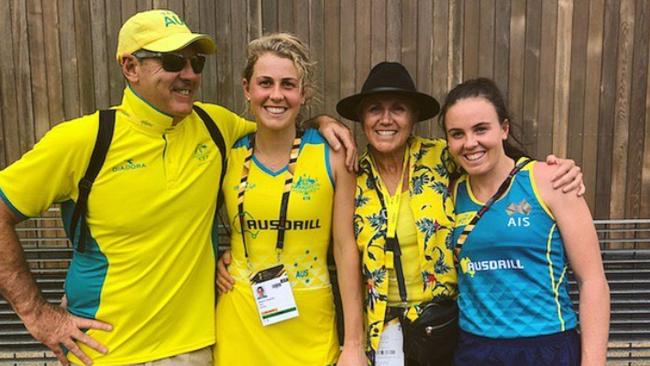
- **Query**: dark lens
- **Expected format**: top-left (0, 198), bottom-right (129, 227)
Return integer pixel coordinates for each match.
top-left (190, 55), bottom-right (206, 74)
top-left (160, 53), bottom-right (187, 72)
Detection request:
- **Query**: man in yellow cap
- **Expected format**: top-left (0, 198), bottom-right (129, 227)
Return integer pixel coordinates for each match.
top-left (0, 9), bottom-right (354, 366)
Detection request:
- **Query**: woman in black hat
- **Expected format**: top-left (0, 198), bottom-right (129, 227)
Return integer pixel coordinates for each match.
top-left (338, 62), bottom-right (585, 366)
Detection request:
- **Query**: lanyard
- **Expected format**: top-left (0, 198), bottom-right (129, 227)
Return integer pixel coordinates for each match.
top-left (453, 158), bottom-right (533, 263)
top-left (366, 151), bottom-right (410, 303)
top-left (237, 131), bottom-right (303, 265)
top-left (369, 148), bottom-right (410, 239)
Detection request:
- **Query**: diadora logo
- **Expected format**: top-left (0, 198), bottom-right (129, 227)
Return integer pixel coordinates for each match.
top-left (193, 143), bottom-right (209, 161)
top-left (506, 199), bottom-right (531, 227)
top-left (292, 174), bottom-right (320, 200)
top-left (112, 159), bottom-right (146, 172)
top-left (460, 256), bottom-right (525, 278)
top-left (231, 183), bottom-right (256, 191)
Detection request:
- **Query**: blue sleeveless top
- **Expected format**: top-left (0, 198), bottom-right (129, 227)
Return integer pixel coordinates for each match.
top-left (452, 162), bottom-right (577, 338)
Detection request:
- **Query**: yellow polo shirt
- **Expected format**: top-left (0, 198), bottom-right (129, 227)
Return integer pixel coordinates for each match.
top-left (0, 87), bottom-right (254, 365)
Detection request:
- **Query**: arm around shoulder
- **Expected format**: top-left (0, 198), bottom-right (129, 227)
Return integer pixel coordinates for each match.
top-left (533, 162), bottom-right (610, 366)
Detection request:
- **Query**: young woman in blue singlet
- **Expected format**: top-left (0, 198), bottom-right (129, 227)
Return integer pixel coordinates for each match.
top-left (441, 78), bottom-right (610, 366)
top-left (213, 34), bottom-right (366, 366)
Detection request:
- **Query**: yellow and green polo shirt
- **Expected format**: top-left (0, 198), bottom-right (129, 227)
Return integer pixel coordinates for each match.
top-left (0, 86), bottom-right (254, 365)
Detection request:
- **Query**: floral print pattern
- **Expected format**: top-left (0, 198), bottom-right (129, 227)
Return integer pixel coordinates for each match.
top-left (355, 136), bottom-right (457, 365)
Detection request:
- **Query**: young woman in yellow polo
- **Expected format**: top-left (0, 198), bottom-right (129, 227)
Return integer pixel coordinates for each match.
top-left (213, 34), bottom-right (366, 366)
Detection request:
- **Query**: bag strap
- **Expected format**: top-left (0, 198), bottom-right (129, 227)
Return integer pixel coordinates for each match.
top-left (70, 109), bottom-right (115, 253)
top-left (71, 106), bottom-right (228, 252)
top-left (386, 236), bottom-right (408, 303)
top-left (193, 105), bottom-right (227, 207)
top-left (366, 169), bottom-right (409, 303)
top-left (453, 158), bottom-right (533, 263)
top-left (192, 105), bottom-right (231, 244)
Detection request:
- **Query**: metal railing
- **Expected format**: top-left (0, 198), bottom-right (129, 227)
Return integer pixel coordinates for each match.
top-left (1, 212), bottom-right (649, 365)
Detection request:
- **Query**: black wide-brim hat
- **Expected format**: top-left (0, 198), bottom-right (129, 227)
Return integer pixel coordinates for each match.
top-left (336, 61), bottom-right (440, 122)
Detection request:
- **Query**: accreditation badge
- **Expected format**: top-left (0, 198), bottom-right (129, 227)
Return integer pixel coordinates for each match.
top-left (376, 317), bottom-right (404, 366)
top-left (250, 264), bottom-right (299, 326)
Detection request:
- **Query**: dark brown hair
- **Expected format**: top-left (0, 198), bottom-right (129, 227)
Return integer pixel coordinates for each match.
top-left (439, 77), bottom-right (527, 160)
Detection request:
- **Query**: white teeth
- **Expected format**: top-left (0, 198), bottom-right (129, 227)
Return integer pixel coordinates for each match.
top-left (265, 107), bottom-right (286, 114)
top-left (376, 130), bottom-right (397, 136)
top-left (175, 89), bottom-right (190, 95)
top-left (464, 151), bottom-right (485, 161)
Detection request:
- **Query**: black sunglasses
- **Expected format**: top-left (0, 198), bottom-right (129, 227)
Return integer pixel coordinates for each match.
top-left (133, 50), bottom-right (206, 74)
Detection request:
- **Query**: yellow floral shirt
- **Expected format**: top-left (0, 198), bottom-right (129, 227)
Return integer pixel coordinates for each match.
top-left (355, 136), bottom-right (457, 364)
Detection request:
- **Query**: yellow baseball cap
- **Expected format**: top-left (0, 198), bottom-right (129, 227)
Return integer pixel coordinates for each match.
top-left (116, 9), bottom-right (216, 62)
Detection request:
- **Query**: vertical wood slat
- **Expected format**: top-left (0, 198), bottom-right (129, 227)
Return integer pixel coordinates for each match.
top-left (230, 0), bottom-right (247, 114)
top-left (58, 0), bottom-right (80, 120)
top-left (198, 0), bottom-right (217, 104)
top-left (415, 0), bottom-right (432, 137)
top-left (581, 0), bottom-right (605, 210)
top-left (566, 0), bottom-right (589, 165)
top-left (448, 0), bottom-right (463, 89)
top-left (353, 0), bottom-right (371, 145)
top-left (493, 0), bottom-right (510, 94)
top-left (183, 0), bottom-right (201, 99)
top-left (595, 0), bottom-right (620, 219)
top-left (478, 0), bottom-right (495, 78)
top-left (535, 0), bottom-right (557, 158)
top-left (277, 0), bottom-right (294, 32)
top-left (339, 0), bottom-right (355, 128)
top-left (106, 0), bottom-right (122, 107)
top-left (248, 0), bottom-right (262, 40)
top-left (90, 0), bottom-right (110, 111)
top-left (262, 0), bottom-right (277, 34)
top-left (624, 0), bottom-right (649, 218)
top-left (552, 0), bottom-right (573, 159)
top-left (26, 0), bottom-right (50, 141)
top-left (370, 0), bottom-right (386, 67)
top-left (0, 0), bottom-right (20, 164)
top-left (74, 0), bottom-right (96, 115)
top-left (432, 0), bottom-right (449, 137)
top-left (385, 0), bottom-right (401, 62)
top-left (401, 0), bottom-right (417, 74)
top-left (293, 0), bottom-right (309, 44)
top-left (462, 0), bottom-right (479, 80)
top-left (309, 0), bottom-right (325, 117)
top-left (638, 5), bottom-right (650, 219)
top-left (323, 0), bottom-right (340, 117)
top-left (12, 0), bottom-right (35, 154)
top-left (215, 0), bottom-right (233, 109)
top-left (610, 0), bottom-right (635, 219)
top-left (42, 0), bottom-right (65, 126)
top-left (522, 0), bottom-right (542, 157)
top-left (508, 0), bottom-right (526, 133)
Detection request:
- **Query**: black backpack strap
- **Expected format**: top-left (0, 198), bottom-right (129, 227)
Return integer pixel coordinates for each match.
top-left (193, 105), bottom-right (231, 247)
top-left (70, 110), bottom-right (115, 253)
top-left (193, 105), bottom-right (227, 209)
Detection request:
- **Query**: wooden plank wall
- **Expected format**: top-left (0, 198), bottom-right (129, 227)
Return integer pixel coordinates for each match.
top-left (0, 0), bottom-right (649, 220)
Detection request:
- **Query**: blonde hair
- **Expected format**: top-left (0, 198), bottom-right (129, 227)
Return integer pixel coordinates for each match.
top-left (243, 33), bottom-right (316, 105)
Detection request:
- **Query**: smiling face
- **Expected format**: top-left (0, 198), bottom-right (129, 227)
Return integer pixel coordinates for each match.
top-left (242, 52), bottom-right (305, 131)
top-left (444, 97), bottom-right (509, 177)
top-left (360, 93), bottom-right (417, 157)
top-left (127, 45), bottom-right (201, 122)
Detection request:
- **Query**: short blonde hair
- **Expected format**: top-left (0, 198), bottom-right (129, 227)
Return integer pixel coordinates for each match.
top-left (242, 33), bottom-right (316, 104)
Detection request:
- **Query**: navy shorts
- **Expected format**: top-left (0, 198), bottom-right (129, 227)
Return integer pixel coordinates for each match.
top-left (454, 329), bottom-right (581, 366)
